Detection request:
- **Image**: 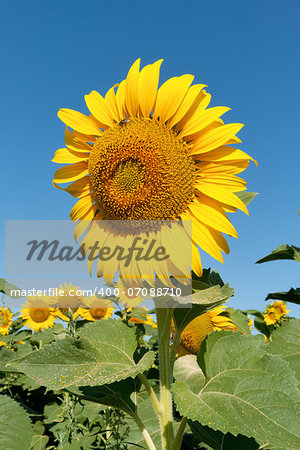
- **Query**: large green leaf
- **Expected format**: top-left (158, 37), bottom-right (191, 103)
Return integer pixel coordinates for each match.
top-left (172, 332), bottom-right (300, 450)
top-left (0, 395), bottom-right (34, 450)
top-left (256, 244), bottom-right (300, 264)
top-left (189, 421), bottom-right (259, 450)
top-left (268, 319), bottom-right (300, 385)
top-left (174, 283), bottom-right (234, 331)
top-left (266, 288), bottom-right (300, 305)
top-left (9, 319), bottom-right (155, 389)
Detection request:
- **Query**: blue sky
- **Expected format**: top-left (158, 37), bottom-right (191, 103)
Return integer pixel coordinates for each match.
top-left (1, 0), bottom-right (299, 316)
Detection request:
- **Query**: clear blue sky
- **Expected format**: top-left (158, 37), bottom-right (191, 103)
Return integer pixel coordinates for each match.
top-left (1, 0), bottom-right (299, 316)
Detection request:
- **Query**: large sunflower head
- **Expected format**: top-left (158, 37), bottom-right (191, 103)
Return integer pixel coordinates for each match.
top-left (0, 307), bottom-right (13, 335)
top-left (264, 301), bottom-right (290, 326)
top-left (20, 297), bottom-right (57, 332)
top-left (177, 305), bottom-right (237, 356)
top-left (53, 59), bottom-right (256, 284)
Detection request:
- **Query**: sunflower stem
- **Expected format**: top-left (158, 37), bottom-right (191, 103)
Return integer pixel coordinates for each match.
top-left (156, 306), bottom-right (174, 450)
top-left (138, 373), bottom-right (163, 416)
top-left (171, 416), bottom-right (188, 450)
top-left (170, 324), bottom-right (181, 377)
top-left (129, 411), bottom-right (157, 450)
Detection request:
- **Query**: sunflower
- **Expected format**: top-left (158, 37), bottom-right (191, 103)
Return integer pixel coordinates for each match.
top-left (176, 305), bottom-right (237, 356)
top-left (53, 59), bottom-right (256, 284)
top-left (116, 279), bottom-right (144, 308)
top-left (20, 298), bottom-right (57, 332)
top-left (49, 283), bottom-right (87, 321)
top-left (128, 307), bottom-right (157, 329)
top-left (0, 307), bottom-right (13, 335)
top-left (79, 304), bottom-right (114, 321)
top-left (264, 301), bottom-right (290, 326)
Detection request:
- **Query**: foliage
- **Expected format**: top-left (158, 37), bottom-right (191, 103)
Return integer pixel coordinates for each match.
top-left (0, 268), bottom-right (299, 449)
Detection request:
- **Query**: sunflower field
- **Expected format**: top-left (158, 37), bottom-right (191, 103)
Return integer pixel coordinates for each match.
top-left (1, 47), bottom-right (300, 450)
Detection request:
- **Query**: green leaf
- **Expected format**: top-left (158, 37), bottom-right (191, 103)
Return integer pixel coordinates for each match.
top-left (174, 355), bottom-right (205, 393)
top-left (172, 332), bottom-right (300, 450)
top-left (229, 309), bottom-right (252, 335)
top-left (267, 319), bottom-right (300, 385)
top-left (9, 319), bottom-right (155, 389)
top-left (235, 191), bottom-right (258, 206)
top-left (174, 283), bottom-right (234, 331)
top-left (30, 435), bottom-right (49, 450)
top-left (256, 244), bottom-right (300, 264)
top-left (0, 395), bottom-right (34, 450)
top-left (193, 268), bottom-right (225, 289)
top-left (66, 378), bottom-right (139, 414)
top-left (266, 288), bottom-right (300, 305)
top-left (0, 279), bottom-right (21, 297)
top-left (189, 421), bottom-right (259, 450)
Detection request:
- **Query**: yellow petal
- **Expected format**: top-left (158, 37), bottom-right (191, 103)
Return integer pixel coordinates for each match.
top-left (73, 129), bottom-right (97, 143)
top-left (168, 84), bottom-right (207, 129)
top-left (179, 106), bottom-right (230, 138)
top-left (85, 91), bottom-right (115, 128)
top-left (53, 176), bottom-right (90, 198)
top-left (70, 195), bottom-right (95, 222)
top-left (65, 129), bottom-right (92, 152)
top-left (52, 148), bottom-right (89, 164)
top-left (189, 198), bottom-right (238, 237)
top-left (153, 74), bottom-right (194, 123)
top-left (139, 59), bottom-right (163, 117)
top-left (57, 109), bottom-right (101, 135)
top-left (195, 182), bottom-right (249, 215)
top-left (191, 215), bottom-right (223, 262)
top-left (199, 146), bottom-right (258, 166)
top-left (176, 90), bottom-right (211, 131)
top-left (105, 84), bottom-right (121, 122)
top-left (125, 58), bottom-right (141, 118)
top-left (191, 241), bottom-right (203, 277)
top-left (197, 160), bottom-right (249, 175)
top-left (115, 80), bottom-right (126, 119)
top-left (197, 174), bottom-right (247, 189)
top-left (53, 162), bottom-right (88, 184)
top-left (190, 123), bottom-right (244, 155)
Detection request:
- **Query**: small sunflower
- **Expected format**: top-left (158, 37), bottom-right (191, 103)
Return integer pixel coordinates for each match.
top-left (128, 307), bottom-right (157, 329)
top-left (20, 298), bottom-right (57, 332)
top-left (49, 283), bottom-right (86, 321)
top-left (53, 59), bottom-right (256, 285)
top-left (176, 305), bottom-right (237, 356)
top-left (116, 279), bottom-right (144, 308)
top-left (79, 304), bottom-right (114, 321)
top-left (264, 301), bottom-right (290, 326)
top-left (0, 307), bottom-right (13, 335)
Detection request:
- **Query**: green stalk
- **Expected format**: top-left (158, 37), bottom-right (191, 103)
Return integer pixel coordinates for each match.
top-left (129, 412), bottom-right (157, 450)
top-left (171, 416), bottom-right (188, 450)
top-left (156, 307), bottom-right (174, 450)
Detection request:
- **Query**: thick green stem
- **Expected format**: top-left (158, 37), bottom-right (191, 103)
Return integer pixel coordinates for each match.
top-left (156, 307), bottom-right (174, 450)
